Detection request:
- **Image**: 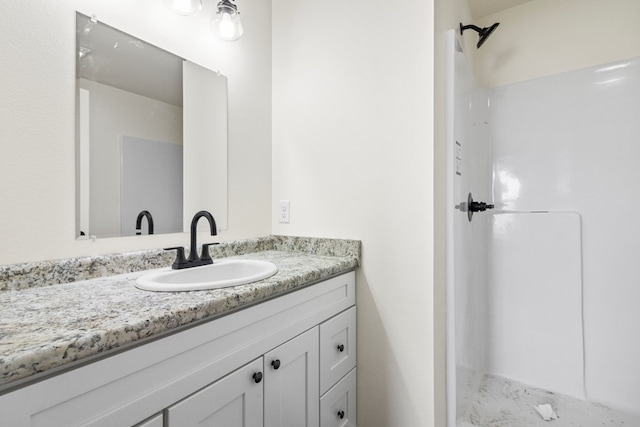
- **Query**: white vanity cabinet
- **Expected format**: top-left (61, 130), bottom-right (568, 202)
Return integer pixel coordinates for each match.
top-left (0, 271), bottom-right (356, 427)
top-left (167, 327), bottom-right (321, 427)
top-left (167, 312), bottom-right (354, 427)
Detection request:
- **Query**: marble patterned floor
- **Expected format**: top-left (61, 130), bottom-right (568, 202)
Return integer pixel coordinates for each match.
top-left (458, 374), bottom-right (640, 427)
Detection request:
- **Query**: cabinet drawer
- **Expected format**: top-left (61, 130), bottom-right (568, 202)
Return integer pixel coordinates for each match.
top-left (320, 368), bottom-right (356, 427)
top-left (320, 306), bottom-right (356, 394)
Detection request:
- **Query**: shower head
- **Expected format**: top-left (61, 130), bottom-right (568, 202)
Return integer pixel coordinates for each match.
top-left (459, 22), bottom-right (500, 49)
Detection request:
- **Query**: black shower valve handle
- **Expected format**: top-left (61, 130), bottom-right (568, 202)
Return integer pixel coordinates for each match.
top-left (466, 192), bottom-right (494, 222)
top-left (468, 201), bottom-right (495, 212)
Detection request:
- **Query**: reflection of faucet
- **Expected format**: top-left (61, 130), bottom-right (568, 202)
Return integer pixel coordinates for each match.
top-left (136, 210), bottom-right (154, 235)
top-left (165, 210), bottom-right (218, 270)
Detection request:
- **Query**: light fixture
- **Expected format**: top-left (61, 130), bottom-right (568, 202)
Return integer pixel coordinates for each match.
top-left (164, 0), bottom-right (243, 41)
top-left (210, 0), bottom-right (243, 42)
top-left (164, 0), bottom-right (203, 16)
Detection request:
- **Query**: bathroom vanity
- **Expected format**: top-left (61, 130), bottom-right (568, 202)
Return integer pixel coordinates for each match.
top-left (0, 236), bottom-right (359, 427)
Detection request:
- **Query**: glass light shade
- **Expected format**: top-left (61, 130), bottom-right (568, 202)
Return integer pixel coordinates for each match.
top-left (211, 9), bottom-right (243, 41)
top-left (164, 0), bottom-right (202, 16)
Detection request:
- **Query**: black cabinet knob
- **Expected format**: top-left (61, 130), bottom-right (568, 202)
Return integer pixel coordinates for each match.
top-left (337, 410), bottom-right (345, 419)
top-left (337, 344), bottom-right (345, 352)
top-left (253, 372), bottom-right (263, 383)
top-left (271, 359), bottom-right (281, 370)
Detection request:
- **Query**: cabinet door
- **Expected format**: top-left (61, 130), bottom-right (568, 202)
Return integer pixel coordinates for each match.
top-left (320, 368), bottom-right (356, 427)
top-left (320, 307), bottom-right (356, 394)
top-left (167, 357), bottom-right (263, 427)
top-left (264, 327), bottom-right (319, 427)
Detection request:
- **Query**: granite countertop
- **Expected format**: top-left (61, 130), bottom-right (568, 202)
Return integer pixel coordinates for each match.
top-left (0, 236), bottom-right (360, 392)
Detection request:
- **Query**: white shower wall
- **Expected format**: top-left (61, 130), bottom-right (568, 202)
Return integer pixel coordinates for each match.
top-left (489, 211), bottom-right (584, 399)
top-left (489, 56), bottom-right (640, 414)
top-left (447, 33), bottom-right (492, 421)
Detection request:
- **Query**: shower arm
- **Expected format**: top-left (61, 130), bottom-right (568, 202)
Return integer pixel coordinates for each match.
top-left (460, 23), bottom-right (484, 34)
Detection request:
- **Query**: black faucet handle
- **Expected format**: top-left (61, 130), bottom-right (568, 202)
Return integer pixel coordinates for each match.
top-left (164, 247), bottom-right (188, 270)
top-left (200, 243), bottom-right (219, 264)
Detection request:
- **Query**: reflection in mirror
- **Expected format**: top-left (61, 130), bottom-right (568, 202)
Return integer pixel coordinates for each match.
top-left (75, 12), bottom-right (228, 239)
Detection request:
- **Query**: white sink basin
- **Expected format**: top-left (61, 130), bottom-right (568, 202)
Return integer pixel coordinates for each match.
top-left (135, 259), bottom-right (278, 292)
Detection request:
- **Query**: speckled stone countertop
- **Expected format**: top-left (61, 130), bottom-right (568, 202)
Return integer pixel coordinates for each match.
top-left (0, 236), bottom-right (360, 391)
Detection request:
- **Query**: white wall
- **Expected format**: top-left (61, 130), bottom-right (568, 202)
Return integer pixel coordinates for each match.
top-left (490, 56), bottom-right (640, 414)
top-left (0, 0), bottom-right (271, 265)
top-left (272, 0), bottom-right (436, 425)
top-left (472, 0), bottom-right (640, 87)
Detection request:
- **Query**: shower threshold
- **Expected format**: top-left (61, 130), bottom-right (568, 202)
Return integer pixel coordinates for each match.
top-left (458, 374), bottom-right (640, 427)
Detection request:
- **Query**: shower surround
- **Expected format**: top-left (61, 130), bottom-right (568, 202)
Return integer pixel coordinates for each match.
top-left (447, 30), bottom-right (640, 425)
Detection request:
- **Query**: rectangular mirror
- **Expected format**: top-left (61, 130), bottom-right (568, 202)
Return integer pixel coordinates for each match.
top-left (75, 12), bottom-right (228, 239)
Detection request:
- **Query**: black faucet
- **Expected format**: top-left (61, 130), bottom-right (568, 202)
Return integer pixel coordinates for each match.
top-left (135, 210), bottom-right (154, 235)
top-left (165, 210), bottom-right (218, 269)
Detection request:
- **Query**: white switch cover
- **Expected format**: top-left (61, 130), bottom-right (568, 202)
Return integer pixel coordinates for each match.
top-left (279, 200), bottom-right (290, 223)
